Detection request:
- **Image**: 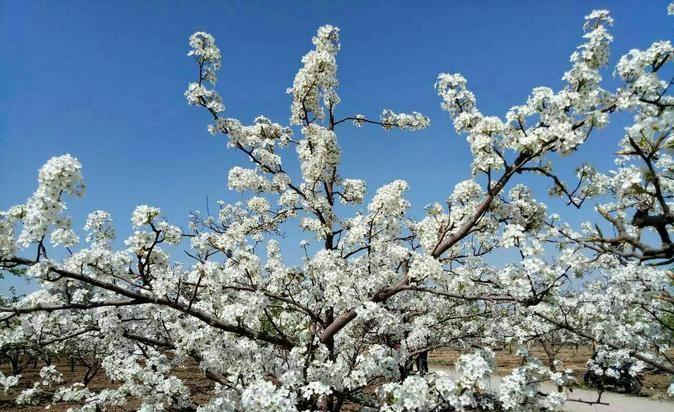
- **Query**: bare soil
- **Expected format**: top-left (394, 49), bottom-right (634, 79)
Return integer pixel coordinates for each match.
top-left (0, 359), bottom-right (213, 411)
top-left (0, 347), bottom-right (670, 411)
top-left (428, 346), bottom-right (672, 398)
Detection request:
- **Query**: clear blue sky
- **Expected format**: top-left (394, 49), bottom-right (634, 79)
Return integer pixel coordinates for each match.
top-left (1, 1), bottom-right (672, 294)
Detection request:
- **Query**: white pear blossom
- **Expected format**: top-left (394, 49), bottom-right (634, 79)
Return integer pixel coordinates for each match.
top-left (380, 109), bottom-right (430, 131)
top-left (2, 7), bottom-right (674, 411)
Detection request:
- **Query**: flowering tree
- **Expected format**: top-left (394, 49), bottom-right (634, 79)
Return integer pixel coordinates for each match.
top-left (1, 5), bottom-right (674, 411)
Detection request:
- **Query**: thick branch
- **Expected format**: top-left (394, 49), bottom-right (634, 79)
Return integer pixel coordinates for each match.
top-left (5, 257), bottom-right (294, 349)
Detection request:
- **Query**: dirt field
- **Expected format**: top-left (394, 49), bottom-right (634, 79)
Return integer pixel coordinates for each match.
top-left (1, 346), bottom-right (671, 411)
top-left (0, 359), bottom-right (214, 411)
top-left (429, 346), bottom-right (672, 398)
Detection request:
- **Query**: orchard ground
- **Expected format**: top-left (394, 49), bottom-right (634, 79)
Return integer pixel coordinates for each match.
top-left (429, 347), bottom-right (673, 398)
top-left (2, 346), bottom-right (672, 411)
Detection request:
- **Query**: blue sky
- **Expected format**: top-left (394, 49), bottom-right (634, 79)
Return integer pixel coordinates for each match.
top-left (1, 1), bottom-right (672, 294)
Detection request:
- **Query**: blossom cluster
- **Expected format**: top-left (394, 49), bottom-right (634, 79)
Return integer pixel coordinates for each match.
top-left (1, 5), bottom-right (674, 412)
